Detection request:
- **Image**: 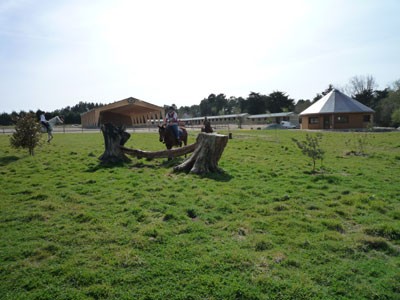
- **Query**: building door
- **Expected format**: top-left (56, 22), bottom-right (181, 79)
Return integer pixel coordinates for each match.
top-left (323, 116), bottom-right (330, 129)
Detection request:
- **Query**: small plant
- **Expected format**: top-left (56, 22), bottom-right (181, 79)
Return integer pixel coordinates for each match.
top-left (292, 133), bottom-right (325, 172)
top-left (10, 113), bottom-right (42, 155)
top-left (345, 131), bottom-right (370, 156)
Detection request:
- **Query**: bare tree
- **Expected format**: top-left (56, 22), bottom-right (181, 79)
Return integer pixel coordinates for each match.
top-left (345, 75), bottom-right (377, 97)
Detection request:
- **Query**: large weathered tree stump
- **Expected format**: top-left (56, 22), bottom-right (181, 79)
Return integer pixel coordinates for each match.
top-left (173, 133), bottom-right (228, 174)
top-left (99, 123), bottom-right (131, 164)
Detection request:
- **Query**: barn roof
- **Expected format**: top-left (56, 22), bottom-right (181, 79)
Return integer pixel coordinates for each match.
top-left (180, 113), bottom-right (249, 122)
top-left (247, 112), bottom-right (295, 119)
top-left (299, 89), bottom-right (374, 116)
top-left (96, 97), bottom-right (163, 116)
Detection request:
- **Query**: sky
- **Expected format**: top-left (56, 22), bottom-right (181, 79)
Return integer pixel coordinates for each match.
top-left (1, 0), bottom-right (399, 113)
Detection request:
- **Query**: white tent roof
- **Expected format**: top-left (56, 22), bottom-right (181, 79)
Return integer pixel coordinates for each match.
top-left (299, 89), bottom-right (374, 116)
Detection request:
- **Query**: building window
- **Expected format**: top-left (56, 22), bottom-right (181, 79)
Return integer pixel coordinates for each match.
top-left (363, 115), bottom-right (371, 122)
top-left (335, 115), bottom-right (348, 123)
top-left (309, 117), bottom-right (319, 124)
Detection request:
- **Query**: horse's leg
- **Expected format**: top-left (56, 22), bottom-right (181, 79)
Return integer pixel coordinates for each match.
top-left (47, 132), bottom-right (53, 143)
top-left (167, 145), bottom-right (173, 161)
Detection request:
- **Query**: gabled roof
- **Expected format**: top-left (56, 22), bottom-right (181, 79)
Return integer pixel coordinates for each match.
top-left (299, 89), bottom-right (374, 116)
top-left (97, 97), bottom-right (163, 116)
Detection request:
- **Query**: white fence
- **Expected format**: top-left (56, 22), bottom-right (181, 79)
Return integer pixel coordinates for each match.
top-left (0, 123), bottom-right (236, 135)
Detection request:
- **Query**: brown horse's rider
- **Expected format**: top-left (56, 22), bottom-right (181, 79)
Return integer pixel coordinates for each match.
top-left (164, 106), bottom-right (180, 143)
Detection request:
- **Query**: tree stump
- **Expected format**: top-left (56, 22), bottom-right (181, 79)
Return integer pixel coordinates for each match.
top-left (99, 123), bottom-right (131, 164)
top-left (174, 133), bottom-right (228, 174)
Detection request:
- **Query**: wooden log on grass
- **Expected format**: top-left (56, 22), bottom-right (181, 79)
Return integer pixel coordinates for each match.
top-left (174, 133), bottom-right (228, 174)
top-left (121, 143), bottom-right (197, 159)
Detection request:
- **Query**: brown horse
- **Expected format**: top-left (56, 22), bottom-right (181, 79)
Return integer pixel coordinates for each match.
top-left (158, 124), bottom-right (188, 150)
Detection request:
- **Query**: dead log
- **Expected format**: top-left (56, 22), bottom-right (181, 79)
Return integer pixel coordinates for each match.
top-left (121, 143), bottom-right (196, 159)
top-left (174, 133), bottom-right (228, 174)
top-left (99, 123), bottom-right (131, 164)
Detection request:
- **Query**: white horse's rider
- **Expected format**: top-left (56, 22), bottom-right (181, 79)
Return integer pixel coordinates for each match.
top-left (40, 112), bottom-right (50, 132)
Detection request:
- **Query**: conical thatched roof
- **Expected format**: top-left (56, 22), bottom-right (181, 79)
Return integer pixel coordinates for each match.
top-left (299, 89), bottom-right (374, 115)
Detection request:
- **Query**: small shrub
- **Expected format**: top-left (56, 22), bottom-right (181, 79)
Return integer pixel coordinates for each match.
top-left (186, 208), bottom-right (197, 219)
top-left (322, 220), bottom-right (345, 233)
top-left (358, 236), bottom-right (391, 252)
top-left (255, 240), bottom-right (273, 251)
top-left (292, 133), bottom-right (325, 172)
top-left (10, 113), bottom-right (42, 155)
top-left (163, 212), bottom-right (176, 221)
top-left (345, 132), bottom-right (371, 156)
top-left (273, 204), bottom-right (288, 211)
top-left (364, 224), bottom-right (400, 240)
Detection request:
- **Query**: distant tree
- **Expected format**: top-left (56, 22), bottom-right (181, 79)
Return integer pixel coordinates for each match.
top-left (10, 113), bottom-right (42, 156)
top-left (228, 96), bottom-right (246, 114)
top-left (57, 101), bottom-right (104, 124)
top-left (199, 95), bottom-right (212, 116)
top-left (0, 112), bottom-right (13, 125)
top-left (247, 92), bottom-right (268, 114)
top-left (392, 108), bottom-right (400, 127)
top-left (200, 94), bottom-right (223, 116)
top-left (376, 80), bottom-right (400, 126)
top-left (344, 75), bottom-right (378, 109)
top-left (345, 75), bottom-right (377, 97)
top-left (10, 111), bottom-right (20, 122)
top-left (215, 94), bottom-right (228, 114)
top-left (266, 91), bottom-right (295, 112)
top-left (225, 97), bottom-right (238, 114)
top-left (189, 105), bottom-right (201, 117)
top-left (353, 89), bottom-right (375, 107)
top-left (294, 99), bottom-right (312, 114)
top-left (177, 106), bottom-right (192, 118)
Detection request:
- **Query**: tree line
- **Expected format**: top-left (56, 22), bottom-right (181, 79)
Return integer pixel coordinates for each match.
top-left (1, 75), bottom-right (399, 127)
top-left (0, 102), bottom-right (104, 126)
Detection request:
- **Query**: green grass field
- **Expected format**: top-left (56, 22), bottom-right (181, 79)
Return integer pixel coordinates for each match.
top-left (1, 129), bottom-right (399, 299)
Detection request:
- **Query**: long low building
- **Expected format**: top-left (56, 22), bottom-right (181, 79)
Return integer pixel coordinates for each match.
top-left (180, 112), bottom-right (298, 127)
top-left (246, 112), bottom-right (299, 126)
top-left (180, 113), bottom-right (249, 126)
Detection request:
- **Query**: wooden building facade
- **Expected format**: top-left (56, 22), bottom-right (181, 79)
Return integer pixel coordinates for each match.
top-left (80, 97), bottom-right (164, 128)
top-left (299, 89), bottom-right (374, 130)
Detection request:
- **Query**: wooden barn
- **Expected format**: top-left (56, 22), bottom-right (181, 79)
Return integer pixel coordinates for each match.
top-left (80, 97), bottom-right (164, 128)
top-left (299, 89), bottom-right (374, 130)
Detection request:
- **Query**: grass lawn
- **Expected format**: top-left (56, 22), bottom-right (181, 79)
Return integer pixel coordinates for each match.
top-left (0, 129), bottom-right (399, 299)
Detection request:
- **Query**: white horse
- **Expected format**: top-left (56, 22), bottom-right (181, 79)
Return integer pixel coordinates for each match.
top-left (41, 116), bottom-right (64, 143)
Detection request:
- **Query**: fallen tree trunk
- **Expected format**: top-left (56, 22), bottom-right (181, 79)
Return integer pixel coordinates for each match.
top-left (99, 123), bottom-right (131, 164)
top-left (121, 143), bottom-right (196, 159)
top-left (174, 133), bottom-right (228, 174)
